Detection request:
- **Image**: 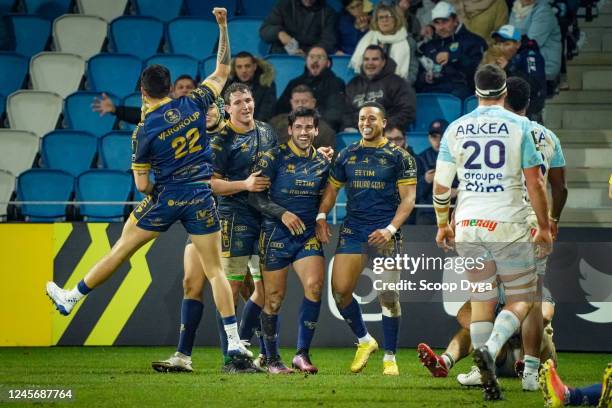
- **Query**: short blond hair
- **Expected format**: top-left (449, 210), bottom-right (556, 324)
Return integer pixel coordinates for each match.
top-left (370, 4), bottom-right (405, 34)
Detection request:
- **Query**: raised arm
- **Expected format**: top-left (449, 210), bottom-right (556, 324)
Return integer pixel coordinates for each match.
top-left (203, 8), bottom-right (231, 96)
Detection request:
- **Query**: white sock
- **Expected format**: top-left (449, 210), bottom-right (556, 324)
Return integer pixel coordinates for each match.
top-left (485, 310), bottom-right (521, 359)
top-left (470, 321), bottom-right (494, 349)
top-left (441, 353), bottom-right (453, 369)
top-left (524, 354), bottom-right (540, 376)
top-left (224, 322), bottom-right (241, 350)
top-left (383, 352), bottom-right (395, 362)
top-left (175, 351), bottom-right (191, 361)
top-left (358, 333), bottom-right (373, 344)
top-left (68, 287), bottom-right (85, 301)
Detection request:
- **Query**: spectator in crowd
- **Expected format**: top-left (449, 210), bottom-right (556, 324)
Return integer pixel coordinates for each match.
top-left (260, 0), bottom-right (338, 56)
top-left (224, 51), bottom-right (276, 122)
top-left (509, 0), bottom-right (562, 88)
top-left (276, 46), bottom-right (345, 130)
top-left (269, 84), bottom-right (336, 148)
top-left (350, 3), bottom-right (418, 84)
top-left (415, 0), bottom-right (440, 36)
top-left (342, 45), bottom-right (416, 131)
top-left (490, 25), bottom-right (546, 122)
top-left (451, 0), bottom-right (508, 43)
top-left (385, 125), bottom-right (419, 225)
top-left (416, 2), bottom-right (487, 100)
top-left (396, 0), bottom-right (422, 40)
top-left (91, 75), bottom-right (197, 124)
top-left (337, 0), bottom-right (373, 55)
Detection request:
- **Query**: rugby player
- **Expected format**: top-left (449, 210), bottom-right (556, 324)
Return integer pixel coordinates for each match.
top-left (316, 102), bottom-right (417, 375)
top-left (248, 107), bottom-right (330, 374)
top-left (46, 8), bottom-right (252, 360)
top-left (433, 64), bottom-right (552, 400)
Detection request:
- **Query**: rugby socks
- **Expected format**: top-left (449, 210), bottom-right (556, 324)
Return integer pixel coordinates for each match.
top-left (215, 311), bottom-right (229, 358)
top-left (569, 384), bottom-right (602, 406)
top-left (239, 299), bottom-right (262, 342)
top-left (296, 298), bottom-right (321, 354)
top-left (484, 310), bottom-right (521, 360)
top-left (441, 352), bottom-right (455, 370)
top-left (523, 354), bottom-right (540, 377)
top-left (382, 315), bottom-right (400, 354)
top-left (223, 315), bottom-right (243, 353)
top-left (260, 312), bottom-right (279, 361)
top-left (339, 298), bottom-right (369, 341)
top-left (470, 321), bottom-right (494, 349)
top-left (68, 279), bottom-right (91, 302)
top-left (383, 352), bottom-right (396, 363)
top-left (177, 299), bottom-right (203, 357)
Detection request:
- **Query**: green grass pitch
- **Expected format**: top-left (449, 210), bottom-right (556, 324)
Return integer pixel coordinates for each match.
top-left (0, 347), bottom-right (608, 407)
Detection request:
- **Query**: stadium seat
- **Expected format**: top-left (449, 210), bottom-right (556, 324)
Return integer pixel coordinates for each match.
top-left (6, 15), bottom-right (51, 57)
top-left (99, 131), bottom-right (132, 171)
top-left (110, 16), bottom-right (163, 60)
top-left (0, 130), bottom-right (38, 177)
top-left (53, 14), bottom-right (108, 60)
top-left (330, 55), bottom-right (354, 84)
top-left (0, 53), bottom-right (28, 96)
top-left (167, 17), bottom-right (218, 60)
top-left (0, 94), bottom-right (5, 117)
top-left (407, 131), bottom-right (430, 155)
top-left (0, 0), bottom-right (16, 14)
top-left (264, 55), bottom-right (305, 98)
top-left (76, 0), bottom-right (129, 23)
top-left (0, 169), bottom-right (15, 219)
top-left (184, 0), bottom-right (237, 18)
top-left (133, 0), bottom-right (182, 23)
top-left (228, 17), bottom-right (268, 56)
top-left (119, 92), bottom-right (141, 131)
top-left (30, 52), bottom-right (85, 98)
top-left (413, 93), bottom-right (462, 132)
top-left (17, 168), bottom-right (74, 221)
top-left (146, 54), bottom-right (199, 82)
top-left (88, 54), bottom-right (142, 99)
top-left (23, 0), bottom-right (71, 20)
top-left (239, 0), bottom-right (276, 17)
top-left (463, 95), bottom-right (477, 114)
top-left (199, 54), bottom-right (216, 78)
top-left (7, 90), bottom-right (62, 139)
top-left (64, 91), bottom-right (119, 138)
top-left (41, 130), bottom-right (97, 177)
top-left (335, 131), bottom-right (360, 151)
top-left (327, 0), bottom-right (343, 12)
top-left (76, 169), bottom-right (132, 221)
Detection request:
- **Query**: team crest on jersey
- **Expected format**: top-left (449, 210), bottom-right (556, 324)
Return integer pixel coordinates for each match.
top-left (240, 143), bottom-right (249, 152)
top-left (378, 157), bottom-right (388, 166)
top-left (286, 164), bottom-right (296, 173)
top-left (449, 42), bottom-right (459, 52)
top-left (164, 108), bottom-right (181, 124)
top-left (348, 155), bottom-right (357, 164)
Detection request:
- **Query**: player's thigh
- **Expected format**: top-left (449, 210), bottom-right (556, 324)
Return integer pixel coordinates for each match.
top-left (331, 253), bottom-right (367, 295)
top-left (294, 255), bottom-right (325, 298)
top-left (113, 217), bottom-right (159, 257)
top-left (183, 242), bottom-right (206, 287)
top-left (456, 300), bottom-right (472, 329)
top-left (188, 231), bottom-right (224, 280)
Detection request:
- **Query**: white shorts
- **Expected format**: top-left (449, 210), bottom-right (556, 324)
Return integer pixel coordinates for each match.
top-left (526, 214), bottom-right (548, 276)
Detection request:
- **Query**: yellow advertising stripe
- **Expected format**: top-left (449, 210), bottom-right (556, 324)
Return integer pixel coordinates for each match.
top-left (53, 223), bottom-right (73, 258)
top-left (84, 240), bottom-right (155, 345)
top-left (52, 223), bottom-right (111, 345)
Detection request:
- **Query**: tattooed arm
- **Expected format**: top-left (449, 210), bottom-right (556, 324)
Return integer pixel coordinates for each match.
top-left (203, 7), bottom-right (231, 97)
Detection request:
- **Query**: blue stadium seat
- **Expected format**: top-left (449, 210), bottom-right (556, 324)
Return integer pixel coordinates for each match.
top-left (146, 54), bottom-right (199, 82)
top-left (414, 93), bottom-right (462, 132)
top-left (64, 91), bottom-right (119, 138)
top-left (0, 0), bottom-right (16, 14)
top-left (110, 16), bottom-right (163, 61)
top-left (407, 131), bottom-right (430, 155)
top-left (76, 169), bottom-right (132, 221)
top-left (184, 0), bottom-right (237, 18)
top-left (0, 94), bottom-right (5, 117)
top-left (228, 17), bottom-right (268, 56)
top-left (88, 54), bottom-right (142, 99)
top-left (99, 131), bottom-right (132, 171)
top-left (199, 54), bottom-right (216, 78)
top-left (133, 0), bottom-right (182, 23)
top-left (330, 55), bottom-right (354, 84)
top-left (335, 131), bottom-right (360, 151)
top-left (167, 17), bottom-right (218, 60)
top-left (41, 130), bottom-right (97, 177)
top-left (0, 53), bottom-right (28, 96)
top-left (6, 15), bottom-right (51, 57)
top-left (23, 0), bottom-right (71, 20)
top-left (17, 168), bottom-right (73, 221)
top-left (463, 95), bottom-right (478, 114)
top-left (264, 55), bottom-right (305, 98)
top-left (327, 0), bottom-right (343, 12)
top-left (239, 0), bottom-right (276, 17)
top-left (119, 92), bottom-right (141, 131)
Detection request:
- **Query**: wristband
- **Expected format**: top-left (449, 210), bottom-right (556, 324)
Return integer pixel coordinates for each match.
top-left (316, 212), bottom-right (327, 221)
top-left (385, 224), bottom-right (397, 235)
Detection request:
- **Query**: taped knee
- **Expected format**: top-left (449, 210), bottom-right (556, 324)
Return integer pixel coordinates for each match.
top-left (248, 255), bottom-right (261, 281)
top-left (503, 273), bottom-right (537, 297)
top-left (381, 299), bottom-right (401, 317)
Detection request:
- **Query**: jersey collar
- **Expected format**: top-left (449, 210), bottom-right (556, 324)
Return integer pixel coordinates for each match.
top-left (360, 136), bottom-right (388, 148)
top-left (145, 97), bottom-right (173, 115)
top-left (288, 139), bottom-right (316, 158)
top-left (227, 119), bottom-right (255, 134)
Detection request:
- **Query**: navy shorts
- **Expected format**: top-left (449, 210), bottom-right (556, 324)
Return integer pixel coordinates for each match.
top-left (219, 210), bottom-right (260, 257)
top-left (131, 183), bottom-right (219, 235)
top-left (335, 220), bottom-right (402, 257)
top-left (260, 224), bottom-right (323, 270)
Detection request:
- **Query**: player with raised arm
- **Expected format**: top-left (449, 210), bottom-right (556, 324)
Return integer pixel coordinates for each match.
top-left (433, 64), bottom-right (552, 401)
top-left (316, 102), bottom-right (417, 375)
top-left (46, 8), bottom-right (253, 362)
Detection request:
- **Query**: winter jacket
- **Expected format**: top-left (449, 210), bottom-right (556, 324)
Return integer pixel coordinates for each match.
top-left (506, 37), bottom-right (547, 115)
top-left (259, 0), bottom-right (338, 55)
top-left (337, 11), bottom-right (368, 55)
top-left (275, 67), bottom-right (345, 131)
top-left (342, 58), bottom-right (416, 130)
top-left (510, 0), bottom-right (562, 79)
top-left (451, 0), bottom-right (508, 43)
top-left (224, 58), bottom-right (277, 121)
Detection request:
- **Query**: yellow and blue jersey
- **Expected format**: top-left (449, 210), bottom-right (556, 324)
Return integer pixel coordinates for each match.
top-left (329, 137), bottom-right (418, 227)
top-left (131, 82), bottom-right (217, 185)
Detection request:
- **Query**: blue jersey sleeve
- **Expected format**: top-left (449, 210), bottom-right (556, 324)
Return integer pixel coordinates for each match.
top-left (131, 123), bottom-right (151, 171)
top-left (328, 148), bottom-right (348, 188)
top-left (396, 149), bottom-right (418, 186)
top-left (521, 124), bottom-right (544, 169)
top-left (437, 131), bottom-right (454, 163)
top-left (210, 131), bottom-right (228, 177)
top-left (255, 148), bottom-right (278, 183)
top-left (549, 132), bottom-right (566, 168)
top-left (187, 82), bottom-right (217, 114)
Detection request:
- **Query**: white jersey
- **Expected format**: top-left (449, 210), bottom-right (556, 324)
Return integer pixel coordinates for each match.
top-left (437, 105), bottom-right (543, 223)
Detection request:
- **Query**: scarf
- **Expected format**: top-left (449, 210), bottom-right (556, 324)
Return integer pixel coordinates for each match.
top-left (512, 0), bottom-right (535, 21)
top-left (350, 27), bottom-right (412, 80)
